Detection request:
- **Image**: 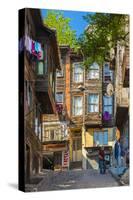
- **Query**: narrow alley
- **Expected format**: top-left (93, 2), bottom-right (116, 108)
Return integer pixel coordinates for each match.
top-left (19, 8), bottom-right (129, 192)
top-left (26, 169), bottom-right (119, 192)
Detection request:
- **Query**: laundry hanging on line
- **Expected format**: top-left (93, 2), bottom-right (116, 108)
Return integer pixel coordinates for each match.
top-left (19, 35), bottom-right (42, 60)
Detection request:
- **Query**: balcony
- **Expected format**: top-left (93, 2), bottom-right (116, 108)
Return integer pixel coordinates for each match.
top-left (42, 133), bottom-right (68, 144)
top-left (42, 114), bottom-right (59, 123)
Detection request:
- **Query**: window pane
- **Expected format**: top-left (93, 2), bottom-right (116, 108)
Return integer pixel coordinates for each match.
top-left (104, 63), bottom-right (113, 82)
top-left (38, 62), bottom-right (44, 75)
top-left (73, 96), bottom-right (83, 115)
top-left (103, 131), bottom-right (108, 145)
top-left (94, 131), bottom-right (108, 146)
top-left (94, 132), bottom-right (98, 145)
top-left (88, 70), bottom-right (99, 79)
top-left (103, 106), bottom-right (112, 114)
top-left (89, 94), bottom-right (99, 103)
top-left (90, 62), bottom-right (99, 69)
top-left (73, 63), bottom-right (83, 82)
top-left (103, 96), bottom-right (113, 114)
top-left (56, 93), bottom-right (63, 103)
top-left (88, 94), bottom-right (99, 112)
top-left (104, 63), bottom-right (109, 72)
top-left (103, 96), bottom-right (112, 105)
top-left (89, 62), bottom-right (99, 79)
top-left (56, 69), bottom-right (63, 77)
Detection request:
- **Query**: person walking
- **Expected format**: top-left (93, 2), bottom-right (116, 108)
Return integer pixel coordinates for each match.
top-left (114, 139), bottom-right (121, 168)
top-left (99, 146), bottom-right (106, 174)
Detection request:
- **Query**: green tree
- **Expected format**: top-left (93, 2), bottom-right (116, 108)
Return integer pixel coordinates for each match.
top-left (44, 11), bottom-right (78, 50)
top-left (79, 13), bottom-right (129, 67)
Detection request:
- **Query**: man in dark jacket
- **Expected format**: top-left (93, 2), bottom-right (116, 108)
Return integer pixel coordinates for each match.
top-left (99, 146), bottom-right (106, 174)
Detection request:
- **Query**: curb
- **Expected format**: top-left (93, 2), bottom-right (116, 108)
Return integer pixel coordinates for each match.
top-left (109, 169), bottom-right (125, 186)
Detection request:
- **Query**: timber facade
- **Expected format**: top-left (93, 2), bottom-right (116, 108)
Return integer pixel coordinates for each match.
top-left (19, 8), bottom-right (61, 189)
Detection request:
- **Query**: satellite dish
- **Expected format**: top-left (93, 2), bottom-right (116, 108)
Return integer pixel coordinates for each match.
top-left (106, 83), bottom-right (114, 96)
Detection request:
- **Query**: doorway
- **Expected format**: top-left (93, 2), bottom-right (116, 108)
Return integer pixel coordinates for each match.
top-left (72, 137), bottom-right (82, 161)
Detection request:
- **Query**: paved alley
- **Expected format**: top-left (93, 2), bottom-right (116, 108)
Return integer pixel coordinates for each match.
top-left (35, 169), bottom-right (120, 191)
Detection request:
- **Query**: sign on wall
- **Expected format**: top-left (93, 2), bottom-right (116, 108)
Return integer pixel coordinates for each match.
top-left (62, 150), bottom-right (69, 168)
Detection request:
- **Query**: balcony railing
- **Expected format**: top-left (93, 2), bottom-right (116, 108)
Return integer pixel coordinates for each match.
top-left (42, 133), bottom-right (68, 142)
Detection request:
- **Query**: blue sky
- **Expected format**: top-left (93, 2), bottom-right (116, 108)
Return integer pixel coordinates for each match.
top-left (41, 9), bottom-right (94, 38)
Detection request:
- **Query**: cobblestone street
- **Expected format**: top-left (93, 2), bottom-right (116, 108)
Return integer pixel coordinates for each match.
top-left (34, 169), bottom-right (120, 191)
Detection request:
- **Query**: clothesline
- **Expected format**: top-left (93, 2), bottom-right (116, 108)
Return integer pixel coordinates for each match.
top-left (19, 35), bottom-right (43, 60)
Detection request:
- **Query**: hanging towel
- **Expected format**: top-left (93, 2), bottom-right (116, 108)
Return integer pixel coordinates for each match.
top-left (103, 111), bottom-right (111, 121)
top-left (25, 35), bottom-right (32, 53)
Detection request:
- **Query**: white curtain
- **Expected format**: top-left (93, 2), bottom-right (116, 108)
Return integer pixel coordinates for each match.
top-left (88, 94), bottom-right (99, 112)
top-left (73, 96), bottom-right (83, 115)
top-left (88, 62), bottom-right (99, 79)
top-left (74, 63), bottom-right (83, 82)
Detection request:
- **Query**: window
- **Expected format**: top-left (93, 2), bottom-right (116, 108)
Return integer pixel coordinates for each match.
top-left (88, 62), bottom-right (99, 79)
top-left (56, 69), bottom-right (64, 77)
top-left (94, 130), bottom-right (108, 146)
top-left (37, 48), bottom-right (44, 75)
top-left (56, 92), bottom-right (64, 103)
top-left (103, 63), bottom-right (113, 82)
top-left (73, 138), bottom-right (82, 151)
top-left (88, 94), bottom-right (99, 113)
top-left (72, 96), bottom-right (83, 116)
top-left (56, 58), bottom-right (64, 77)
top-left (37, 44), bottom-right (48, 75)
top-left (38, 62), bottom-right (44, 75)
top-left (73, 63), bottom-right (83, 83)
top-left (103, 96), bottom-right (113, 114)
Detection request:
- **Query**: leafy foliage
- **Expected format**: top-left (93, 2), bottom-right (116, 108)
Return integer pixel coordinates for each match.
top-left (79, 13), bottom-right (129, 67)
top-left (44, 11), bottom-right (78, 50)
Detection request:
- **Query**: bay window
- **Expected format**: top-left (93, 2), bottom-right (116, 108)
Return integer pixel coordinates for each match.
top-left (73, 63), bottom-right (83, 83)
top-left (72, 96), bottom-right (83, 116)
top-left (88, 94), bottom-right (99, 113)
